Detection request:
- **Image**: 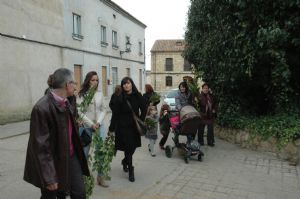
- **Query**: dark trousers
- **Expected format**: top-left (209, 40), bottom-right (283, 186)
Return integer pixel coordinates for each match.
top-left (198, 123), bottom-right (214, 145)
top-left (124, 148), bottom-right (136, 167)
top-left (40, 155), bottom-right (85, 199)
top-left (159, 129), bottom-right (170, 147)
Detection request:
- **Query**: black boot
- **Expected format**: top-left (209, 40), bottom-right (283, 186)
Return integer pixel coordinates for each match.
top-left (121, 159), bottom-right (128, 172)
top-left (128, 166), bottom-right (135, 182)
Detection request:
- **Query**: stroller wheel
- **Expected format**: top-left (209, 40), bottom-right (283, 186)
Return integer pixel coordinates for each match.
top-left (198, 154), bottom-right (202, 162)
top-left (184, 155), bottom-right (189, 164)
top-left (165, 145), bottom-right (172, 158)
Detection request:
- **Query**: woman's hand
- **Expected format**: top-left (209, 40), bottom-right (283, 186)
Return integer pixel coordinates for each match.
top-left (108, 131), bottom-right (115, 136)
top-left (163, 110), bottom-right (168, 116)
top-left (46, 183), bottom-right (58, 191)
top-left (92, 123), bottom-right (100, 131)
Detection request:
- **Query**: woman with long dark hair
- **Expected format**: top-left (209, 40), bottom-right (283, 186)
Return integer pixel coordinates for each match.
top-left (142, 84), bottom-right (160, 109)
top-left (175, 81), bottom-right (193, 110)
top-left (77, 71), bottom-right (108, 187)
top-left (108, 77), bottom-right (146, 182)
top-left (197, 83), bottom-right (217, 146)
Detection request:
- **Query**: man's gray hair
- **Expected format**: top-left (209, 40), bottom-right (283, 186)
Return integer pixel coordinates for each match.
top-left (51, 68), bottom-right (74, 89)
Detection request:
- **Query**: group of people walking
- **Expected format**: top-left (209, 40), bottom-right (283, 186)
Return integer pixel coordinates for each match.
top-left (175, 81), bottom-right (217, 147)
top-left (23, 67), bottom-right (217, 199)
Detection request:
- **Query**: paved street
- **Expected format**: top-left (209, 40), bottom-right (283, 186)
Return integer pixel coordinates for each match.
top-left (1, 116), bottom-right (300, 199)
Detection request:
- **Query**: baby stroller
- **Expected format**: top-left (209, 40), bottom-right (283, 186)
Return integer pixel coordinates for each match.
top-left (165, 105), bottom-right (204, 163)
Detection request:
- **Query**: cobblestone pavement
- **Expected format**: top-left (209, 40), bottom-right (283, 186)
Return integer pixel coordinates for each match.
top-left (0, 121), bottom-right (300, 199)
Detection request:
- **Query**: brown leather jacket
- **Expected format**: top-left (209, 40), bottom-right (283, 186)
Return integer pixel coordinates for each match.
top-left (198, 92), bottom-right (217, 125)
top-left (23, 93), bottom-right (89, 191)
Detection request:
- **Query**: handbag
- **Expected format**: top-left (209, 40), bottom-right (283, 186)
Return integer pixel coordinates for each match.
top-left (126, 100), bottom-right (147, 136)
top-left (79, 127), bottom-right (93, 147)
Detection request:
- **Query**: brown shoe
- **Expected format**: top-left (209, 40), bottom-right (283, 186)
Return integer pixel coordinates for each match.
top-left (97, 176), bottom-right (109, 188)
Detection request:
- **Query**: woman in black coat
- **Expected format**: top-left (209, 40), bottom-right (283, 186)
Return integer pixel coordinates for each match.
top-left (142, 84), bottom-right (160, 110)
top-left (108, 77), bottom-right (146, 182)
top-left (109, 85), bottom-right (122, 112)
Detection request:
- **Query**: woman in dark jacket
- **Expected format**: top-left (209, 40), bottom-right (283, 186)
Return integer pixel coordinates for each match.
top-left (197, 83), bottom-right (217, 146)
top-left (175, 81), bottom-right (193, 110)
top-left (109, 85), bottom-right (122, 112)
top-left (109, 77), bottom-right (146, 182)
top-left (142, 84), bottom-right (160, 109)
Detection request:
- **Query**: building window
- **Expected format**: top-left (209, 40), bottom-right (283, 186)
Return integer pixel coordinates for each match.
top-left (101, 26), bottom-right (108, 46)
top-left (139, 69), bottom-right (143, 91)
top-left (126, 68), bottom-right (130, 77)
top-left (165, 58), bottom-right (173, 71)
top-left (112, 67), bottom-right (118, 91)
top-left (166, 76), bottom-right (172, 86)
top-left (139, 42), bottom-right (143, 55)
top-left (112, 30), bottom-right (118, 49)
top-left (72, 13), bottom-right (83, 40)
top-left (184, 59), bottom-right (192, 71)
top-left (126, 36), bottom-right (130, 44)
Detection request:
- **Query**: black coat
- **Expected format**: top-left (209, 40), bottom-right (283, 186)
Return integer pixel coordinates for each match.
top-left (109, 93), bottom-right (119, 111)
top-left (109, 91), bottom-right (146, 152)
top-left (142, 92), bottom-right (160, 109)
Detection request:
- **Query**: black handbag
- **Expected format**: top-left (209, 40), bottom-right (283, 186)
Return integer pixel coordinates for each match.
top-left (126, 100), bottom-right (147, 136)
top-left (80, 127), bottom-right (92, 147)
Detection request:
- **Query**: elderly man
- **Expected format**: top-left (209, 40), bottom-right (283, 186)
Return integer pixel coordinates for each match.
top-left (24, 68), bottom-right (89, 199)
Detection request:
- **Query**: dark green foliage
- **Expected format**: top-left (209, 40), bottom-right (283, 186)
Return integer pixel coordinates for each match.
top-left (149, 93), bottom-right (161, 104)
top-left (145, 118), bottom-right (157, 129)
top-left (184, 0), bottom-right (300, 146)
top-left (92, 133), bottom-right (115, 180)
top-left (185, 0), bottom-right (300, 113)
top-left (248, 113), bottom-right (300, 148)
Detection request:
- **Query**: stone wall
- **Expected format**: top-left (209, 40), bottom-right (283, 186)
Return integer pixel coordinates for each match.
top-left (215, 126), bottom-right (300, 165)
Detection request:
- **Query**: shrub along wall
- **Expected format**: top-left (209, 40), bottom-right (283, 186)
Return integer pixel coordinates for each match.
top-left (215, 126), bottom-right (300, 165)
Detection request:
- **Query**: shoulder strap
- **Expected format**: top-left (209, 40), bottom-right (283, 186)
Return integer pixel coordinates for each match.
top-left (126, 100), bottom-right (137, 118)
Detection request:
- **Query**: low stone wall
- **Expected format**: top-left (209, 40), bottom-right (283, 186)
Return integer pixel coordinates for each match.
top-left (215, 126), bottom-right (300, 165)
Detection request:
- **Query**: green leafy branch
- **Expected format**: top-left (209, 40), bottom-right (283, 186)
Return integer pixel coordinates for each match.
top-left (145, 118), bottom-right (156, 129)
top-left (75, 87), bottom-right (96, 199)
top-left (92, 133), bottom-right (115, 180)
top-left (149, 93), bottom-right (161, 104)
top-left (76, 87), bottom-right (96, 123)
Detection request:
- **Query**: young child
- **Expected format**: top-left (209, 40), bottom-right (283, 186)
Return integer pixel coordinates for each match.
top-left (159, 104), bottom-right (171, 150)
top-left (145, 106), bottom-right (159, 157)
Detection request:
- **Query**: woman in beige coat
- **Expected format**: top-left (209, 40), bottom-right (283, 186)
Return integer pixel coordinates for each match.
top-left (78, 71), bottom-right (108, 187)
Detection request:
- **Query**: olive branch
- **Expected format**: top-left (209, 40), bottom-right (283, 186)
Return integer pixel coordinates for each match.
top-left (76, 86), bottom-right (114, 199)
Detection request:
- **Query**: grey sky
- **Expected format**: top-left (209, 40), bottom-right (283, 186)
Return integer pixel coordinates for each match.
top-left (112, 0), bottom-right (191, 70)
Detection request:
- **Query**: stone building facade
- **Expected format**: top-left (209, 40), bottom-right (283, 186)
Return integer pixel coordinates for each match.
top-left (0, 0), bottom-right (146, 124)
top-left (150, 39), bottom-right (193, 92)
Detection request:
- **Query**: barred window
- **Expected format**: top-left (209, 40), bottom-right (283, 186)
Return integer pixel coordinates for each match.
top-left (183, 59), bottom-right (192, 71)
top-left (166, 76), bottom-right (172, 86)
top-left (165, 58), bottom-right (173, 71)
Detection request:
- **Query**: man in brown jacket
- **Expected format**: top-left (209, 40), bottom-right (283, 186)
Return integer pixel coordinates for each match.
top-left (24, 68), bottom-right (89, 199)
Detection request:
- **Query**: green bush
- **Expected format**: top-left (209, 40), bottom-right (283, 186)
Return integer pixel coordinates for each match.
top-left (216, 111), bottom-right (300, 149)
top-left (184, 0), bottom-right (300, 147)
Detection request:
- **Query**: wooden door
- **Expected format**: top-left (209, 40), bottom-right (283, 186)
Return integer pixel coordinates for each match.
top-left (101, 66), bottom-right (107, 96)
top-left (74, 65), bottom-right (82, 92)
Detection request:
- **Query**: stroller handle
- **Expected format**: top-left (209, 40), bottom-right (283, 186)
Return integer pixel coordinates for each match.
top-left (168, 110), bottom-right (179, 113)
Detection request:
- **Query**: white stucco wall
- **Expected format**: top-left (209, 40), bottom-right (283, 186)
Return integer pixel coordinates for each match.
top-left (0, 0), bottom-right (146, 124)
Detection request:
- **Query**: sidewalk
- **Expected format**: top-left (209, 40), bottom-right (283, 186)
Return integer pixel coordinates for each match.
top-left (0, 120), bottom-right (30, 139)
